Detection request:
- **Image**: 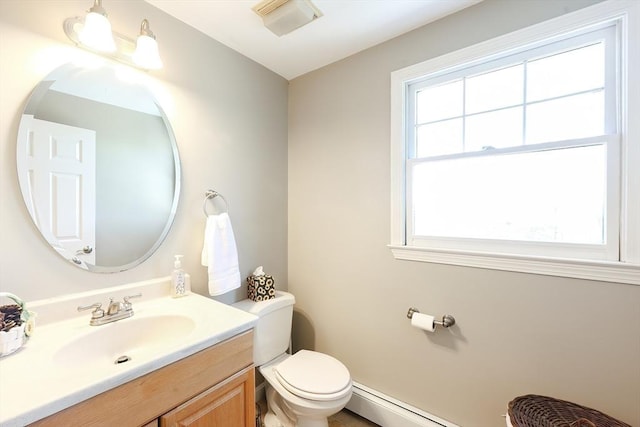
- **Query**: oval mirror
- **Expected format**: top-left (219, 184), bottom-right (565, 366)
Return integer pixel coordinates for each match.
top-left (17, 63), bottom-right (180, 272)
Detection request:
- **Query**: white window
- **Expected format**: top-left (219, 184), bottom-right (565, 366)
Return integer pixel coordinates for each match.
top-left (390, 1), bottom-right (640, 285)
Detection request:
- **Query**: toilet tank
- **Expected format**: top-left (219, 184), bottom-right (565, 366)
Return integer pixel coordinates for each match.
top-left (232, 291), bottom-right (295, 366)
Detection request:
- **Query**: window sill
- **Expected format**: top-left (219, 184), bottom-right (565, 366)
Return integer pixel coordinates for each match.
top-left (388, 245), bottom-right (640, 285)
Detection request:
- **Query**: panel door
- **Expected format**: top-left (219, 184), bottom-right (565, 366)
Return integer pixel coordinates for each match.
top-left (160, 366), bottom-right (255, 427)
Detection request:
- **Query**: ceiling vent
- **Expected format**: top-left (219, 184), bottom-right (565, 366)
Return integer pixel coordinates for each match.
top-left (252, 0), bottom-right (322, 36)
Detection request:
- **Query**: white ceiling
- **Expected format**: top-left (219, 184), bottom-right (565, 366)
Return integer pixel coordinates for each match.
top-left (145, 0), bottom-right (482, 80)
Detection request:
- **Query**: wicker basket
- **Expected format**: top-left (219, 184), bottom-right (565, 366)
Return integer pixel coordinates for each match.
top-left (0, 292), bottom-right (36, 357)
top-left (508, 395), bottom-right (631, 427)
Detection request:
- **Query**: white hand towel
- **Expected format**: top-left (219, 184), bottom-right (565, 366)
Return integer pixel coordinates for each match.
top-left (201, 212), bottom-right (241, 296)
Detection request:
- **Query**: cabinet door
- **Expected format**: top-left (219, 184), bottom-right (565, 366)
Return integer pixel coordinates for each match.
top-left (160, 366), bottom-right (255, 427)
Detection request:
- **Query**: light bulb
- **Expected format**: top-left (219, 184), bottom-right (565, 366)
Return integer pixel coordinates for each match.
top-left (78, 9), bottom-right (116, 52)
top-left (133, 20), bottom-right (163, 70)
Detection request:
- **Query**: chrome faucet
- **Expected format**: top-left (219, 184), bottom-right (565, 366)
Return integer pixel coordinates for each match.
top-left (78, 293), bottom-right (142, 326)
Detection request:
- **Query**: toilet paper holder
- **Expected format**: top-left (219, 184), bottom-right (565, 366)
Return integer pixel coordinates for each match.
top-left (407, 307), bottom-right (456, 328)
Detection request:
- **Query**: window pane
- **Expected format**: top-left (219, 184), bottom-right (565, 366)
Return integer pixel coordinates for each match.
top-left (412, 145), bottom-right (605, 244)
top-left (465, 107), bottom-right (523, 151)
top-left (416, 118), bottom-right (463, 157)
top-left (526, 91), bottom-right (604, 144)
top-left (416, 80), bottom-right (463, 123)
top-left (527, 43), bottom-right (604, 102)
top-left (466, 64), bottom-right (524, 114)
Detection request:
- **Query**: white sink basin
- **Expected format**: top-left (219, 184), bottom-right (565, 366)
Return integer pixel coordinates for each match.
top-left (0, 277), bottom-right (257, 427)
top-left (52, 314), bottom-right (196, 367)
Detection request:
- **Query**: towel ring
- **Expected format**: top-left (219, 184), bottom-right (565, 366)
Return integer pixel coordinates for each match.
top-left (203, 190), bottom-right (229, 216)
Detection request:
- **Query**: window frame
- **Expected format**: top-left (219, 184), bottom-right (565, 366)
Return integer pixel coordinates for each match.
top-left (389, 0), bottom-right (640, 285)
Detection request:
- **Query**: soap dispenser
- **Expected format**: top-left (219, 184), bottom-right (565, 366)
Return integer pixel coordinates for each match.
top-left (171, 255), bottom-right (190, 297)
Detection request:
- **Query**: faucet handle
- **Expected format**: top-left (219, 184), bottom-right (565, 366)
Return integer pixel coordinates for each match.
top-left (123, 293), bottom-right (142, 310)
top-left (124, 293), bottom-right (142, 303)
top-left (77, 302), bottom-right (104, 319)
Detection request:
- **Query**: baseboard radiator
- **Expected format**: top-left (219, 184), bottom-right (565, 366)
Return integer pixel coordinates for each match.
top-left (346, 382), bottom-right (458, 427)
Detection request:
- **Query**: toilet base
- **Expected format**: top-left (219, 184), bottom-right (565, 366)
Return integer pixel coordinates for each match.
top-left (265, 384), bottom-right (296, 427)
top-left (264, 382), bottom-right (335, 427)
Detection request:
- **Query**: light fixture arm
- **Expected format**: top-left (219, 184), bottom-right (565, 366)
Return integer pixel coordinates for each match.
top-left (139, 19), bottom-right (156, 39)
top-left (87, 0), bottom-right (108, 16)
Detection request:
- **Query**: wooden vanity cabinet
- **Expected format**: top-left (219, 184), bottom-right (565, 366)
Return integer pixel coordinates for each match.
top-left (30, 330), bottom-right (255, 427)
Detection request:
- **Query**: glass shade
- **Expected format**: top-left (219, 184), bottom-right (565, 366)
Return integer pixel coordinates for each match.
top-left (79, 11), bottom-right (116, 52)
top-left (133, 35), bottom-right (163, 70)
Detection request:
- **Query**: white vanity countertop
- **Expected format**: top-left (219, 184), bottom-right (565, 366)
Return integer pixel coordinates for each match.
top-left (0, 277), bottom-right (257, 426)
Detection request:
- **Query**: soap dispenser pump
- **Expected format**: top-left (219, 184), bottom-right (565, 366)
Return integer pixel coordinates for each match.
top-left (171, 255), bottom-right (189, 297)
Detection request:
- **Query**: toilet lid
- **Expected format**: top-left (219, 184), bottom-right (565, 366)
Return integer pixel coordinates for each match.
top-left (274, 350), bottom-right (351, 401)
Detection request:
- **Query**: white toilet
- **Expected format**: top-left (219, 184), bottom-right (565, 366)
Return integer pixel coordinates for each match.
top-left (233, 291), bottom-right (352, 427)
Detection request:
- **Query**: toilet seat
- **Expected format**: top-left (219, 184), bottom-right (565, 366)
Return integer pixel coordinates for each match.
top-left (274, 350), bottom-right (351, 401)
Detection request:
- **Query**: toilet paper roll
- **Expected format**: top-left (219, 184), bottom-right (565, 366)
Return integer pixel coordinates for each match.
top-left (411, 312), bottom-right (436, 332)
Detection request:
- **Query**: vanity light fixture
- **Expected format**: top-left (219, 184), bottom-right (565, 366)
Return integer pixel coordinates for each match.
top-left (63, 0), bottom-right (163, 70)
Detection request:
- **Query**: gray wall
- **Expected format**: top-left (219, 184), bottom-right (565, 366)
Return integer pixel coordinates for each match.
top-left (288, 0), bottom-right (639, 426)
top-left (0, 0), bottom-right (288, 304)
